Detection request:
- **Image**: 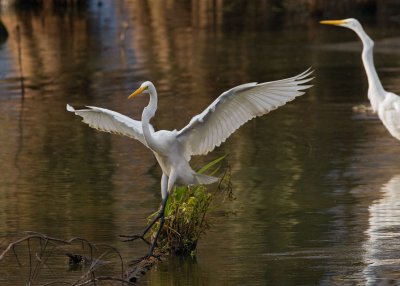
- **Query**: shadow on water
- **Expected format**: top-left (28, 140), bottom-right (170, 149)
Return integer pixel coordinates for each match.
top-left (0, 0), bottom-right (400, 285)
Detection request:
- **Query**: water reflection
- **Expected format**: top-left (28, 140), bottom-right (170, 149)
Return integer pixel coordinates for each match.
top-left (363, 175), bottom-right (400, 284)
top-left (1, 1), bottom-right (400, 285)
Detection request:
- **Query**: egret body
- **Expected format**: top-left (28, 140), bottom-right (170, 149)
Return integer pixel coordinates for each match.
top-left (67, 69), bottom-right (313, 256)
top-left (321, 18), bottom-right (400, 140)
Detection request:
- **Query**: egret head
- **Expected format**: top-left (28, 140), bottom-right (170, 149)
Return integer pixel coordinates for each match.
top-left (128, 81), bottom-right (154, 99)
top-left (320, 18), bottom-right (362, 31)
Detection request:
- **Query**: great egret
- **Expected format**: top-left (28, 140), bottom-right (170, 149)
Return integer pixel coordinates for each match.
top-left (67, 69), bottom-right (313, 257)
top-left (320, 18), bottom-right (400, 140)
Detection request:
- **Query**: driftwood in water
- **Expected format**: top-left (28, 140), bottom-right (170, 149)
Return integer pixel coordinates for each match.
top-left (65, 249), bottom-right (168, 284)
top-left (0, 232), bottom-right (168, 285)
top-left (125, 251), bottom-right (168, 283)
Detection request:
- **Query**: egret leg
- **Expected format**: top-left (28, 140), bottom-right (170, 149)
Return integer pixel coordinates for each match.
top-left (144, 171), bottom-right (175, 257)
top-left (146, 192), bottom-right (169, 257)
top-left (120, 174), bottom-right (168, 244)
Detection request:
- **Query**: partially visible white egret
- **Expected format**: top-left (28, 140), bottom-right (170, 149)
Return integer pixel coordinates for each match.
top-left (67, 69), bottom-right (313, 257)
top-left (320, 18), bottom-right (400, 140)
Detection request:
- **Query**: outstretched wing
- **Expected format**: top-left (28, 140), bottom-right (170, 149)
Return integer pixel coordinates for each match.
top-left (177, 68), bottom-right (313, 159)
top-left (67, 104), bottom-right (153, 147)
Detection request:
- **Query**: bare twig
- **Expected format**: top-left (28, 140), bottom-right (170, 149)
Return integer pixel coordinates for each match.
top-left (0, 232), bottom-right (142, 285)
top-left (0, 233), bottom-right (96, 262)
top-left (95, 243), bottom-right (126, 279)
top-left (27, 238), bottom-right (32, 282)
top-left (42, 282), bottom-right (71, 286)
top-left (74, 276), bottom-right (136, 286)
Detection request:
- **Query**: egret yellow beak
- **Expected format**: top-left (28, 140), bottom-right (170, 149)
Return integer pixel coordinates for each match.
top-left (320, 20), bottom-right (346, 26)
top-left (128, 86), bottom-right (147, 99)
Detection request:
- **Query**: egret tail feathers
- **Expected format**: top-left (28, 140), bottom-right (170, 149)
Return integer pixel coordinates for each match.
top-left (195, 173), bottom-right (219, 185)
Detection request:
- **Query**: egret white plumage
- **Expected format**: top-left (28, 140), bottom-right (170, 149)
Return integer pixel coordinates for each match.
top-left (67, 69), bottom-right (313, 257)
top-left (320, 18), bottom-right (400, 140)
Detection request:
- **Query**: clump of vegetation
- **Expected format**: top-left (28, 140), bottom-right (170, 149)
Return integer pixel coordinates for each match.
top-left (148, 156), bottom-right (233, 255)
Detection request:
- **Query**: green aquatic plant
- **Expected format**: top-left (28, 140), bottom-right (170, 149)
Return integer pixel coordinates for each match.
top-left (148, 156), bottom-right (232, 255)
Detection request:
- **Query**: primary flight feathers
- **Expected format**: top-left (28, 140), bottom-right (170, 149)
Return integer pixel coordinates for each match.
top-left (177, 68), bottom-right (313, 158)
top-left (66, 104), bottom-right (153, 147)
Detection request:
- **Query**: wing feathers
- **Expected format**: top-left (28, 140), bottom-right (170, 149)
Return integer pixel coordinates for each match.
top-left (177, 69), bottom-right (313, 158)
top-left (67, 104), bottom-right (151, 147)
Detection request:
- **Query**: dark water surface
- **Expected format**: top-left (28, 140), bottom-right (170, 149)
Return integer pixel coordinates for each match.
top-left (1, 1), bottom-right (400, 285)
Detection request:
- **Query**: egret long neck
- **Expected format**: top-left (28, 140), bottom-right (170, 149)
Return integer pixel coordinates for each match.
top-left (142, 90), bottom-right (158, 150)
top-left (355, 26), bottom-right (385, 110)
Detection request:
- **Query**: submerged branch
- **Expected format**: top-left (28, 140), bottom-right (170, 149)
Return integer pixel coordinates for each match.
top-left (0, 232), bottom-right (167, 285)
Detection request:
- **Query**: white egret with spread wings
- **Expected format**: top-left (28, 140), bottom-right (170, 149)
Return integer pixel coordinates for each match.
top-left (321, 18), bottom-right (400, 140)
top-left (67, 69), bottom-right (313, 257)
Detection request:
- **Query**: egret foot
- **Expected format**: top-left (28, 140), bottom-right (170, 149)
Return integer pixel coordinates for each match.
top-left (120, 209), bottom-right (164, 244)
top-left (124, 195), bottom-right (168, 259)
top-left (120, 234), bottom-right (150, 244)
